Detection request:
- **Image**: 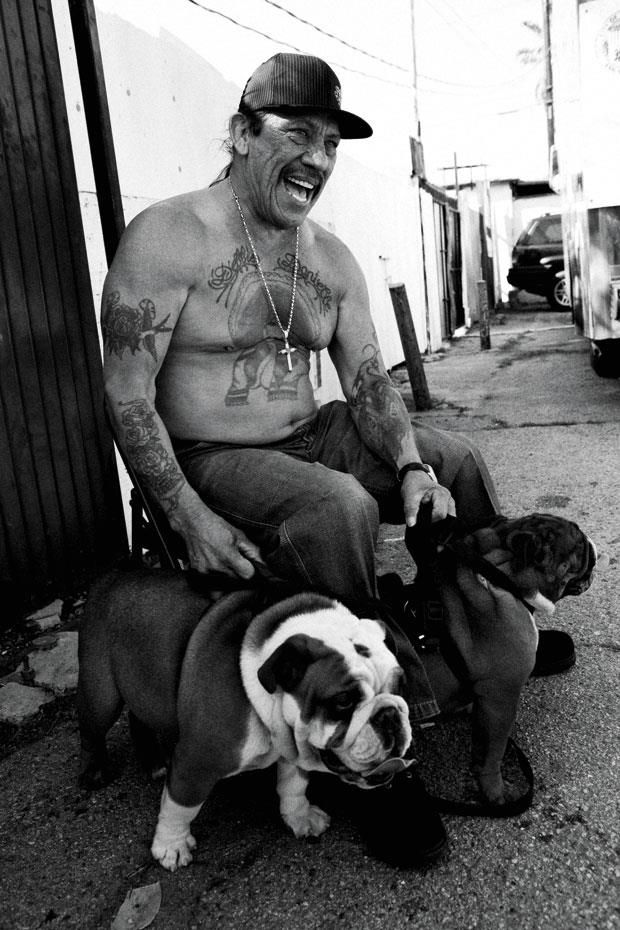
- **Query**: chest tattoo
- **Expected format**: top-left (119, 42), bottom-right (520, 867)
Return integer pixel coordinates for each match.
top-left (208, 248), bottom-right (332, 317)
top-left (278, 254), bottom-right (332, 314)
top-left (225, 341), bottom-right (308, 407)
top-left (207, 246), bottom-right (332, 406)
top-left (208, 246), bottom-right (257, 306)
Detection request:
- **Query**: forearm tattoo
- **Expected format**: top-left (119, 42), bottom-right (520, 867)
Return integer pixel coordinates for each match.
top-left (118, 399), bottom-right (184, 513)
top-left (350, 345), bottom-right (408, 465)
top-left (102, 291), bottom-right (172, 361)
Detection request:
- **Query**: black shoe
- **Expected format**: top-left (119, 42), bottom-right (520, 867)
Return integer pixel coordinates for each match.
top-left (359, 769), bottom-right (448, 868)
top-left (531, 629), bottom-right (576, 677)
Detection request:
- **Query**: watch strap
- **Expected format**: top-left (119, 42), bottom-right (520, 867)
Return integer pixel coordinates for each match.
top-left (397, 462), bottom-right (438, 484)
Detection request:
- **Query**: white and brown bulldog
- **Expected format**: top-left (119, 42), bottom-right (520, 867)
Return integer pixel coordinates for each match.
top-left (77, 570), bottom-right (412, 871)
top-left (405, 512), bottom-right (598, 809)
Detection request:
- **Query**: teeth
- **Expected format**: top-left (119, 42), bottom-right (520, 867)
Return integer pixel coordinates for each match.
top-left (284, 175), bottom-right (315, 204)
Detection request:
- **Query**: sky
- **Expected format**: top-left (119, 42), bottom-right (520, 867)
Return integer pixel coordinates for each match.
top-left (94, 0), bottom-right (550, 184)
top-left (414, 0), bottom-right (549, 184)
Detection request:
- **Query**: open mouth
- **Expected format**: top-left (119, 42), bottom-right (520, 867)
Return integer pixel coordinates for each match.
top-left (320, 749), bottom-right (414, 789)
top-left (283, 174), bottom-right (316, 204)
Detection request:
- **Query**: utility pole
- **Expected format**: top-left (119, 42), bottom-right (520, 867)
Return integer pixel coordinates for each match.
top-left (542, 0), bottom-right (555, 150)
top-left (410, 0), bottom-right (421, 138)
top-left (408, 0), bottom-right (431, 356)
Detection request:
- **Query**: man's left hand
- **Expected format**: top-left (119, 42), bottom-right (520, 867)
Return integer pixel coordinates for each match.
top-left (401, 470), bottom-right (456, 527)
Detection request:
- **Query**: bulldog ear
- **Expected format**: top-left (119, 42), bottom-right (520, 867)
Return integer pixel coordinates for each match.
top-left (508, 530), bottom-right (544, 571)
top-left (257, 634), bottom-right (330, 694)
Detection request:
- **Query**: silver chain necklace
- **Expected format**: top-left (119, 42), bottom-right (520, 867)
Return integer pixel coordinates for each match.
top-left (229, 179), bottom-right (300, 371)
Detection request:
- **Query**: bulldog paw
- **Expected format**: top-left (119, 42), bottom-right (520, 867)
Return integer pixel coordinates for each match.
top-left (283, 802), bottom-right (331, 838)
top-left (477, 770), bottom-right (507, 805)
top-left (477, 771), bottom-right (527, 808)
top-left (151, 831), bottom-right (197, 871)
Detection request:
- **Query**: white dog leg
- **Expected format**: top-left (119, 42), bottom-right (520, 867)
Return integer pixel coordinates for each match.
top-left (151, 785), bottom-right (203, 871)
top-left (277, 760), bottom-right (331, 838)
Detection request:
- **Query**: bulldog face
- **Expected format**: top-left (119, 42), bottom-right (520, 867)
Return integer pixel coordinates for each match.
top-left (472, 514), bottom-right (597, 613)
top-left (256, 602), bottom-right (412, 788)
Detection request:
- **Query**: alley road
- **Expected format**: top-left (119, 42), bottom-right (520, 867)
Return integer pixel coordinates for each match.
top-left (1, 307), bottom-right (618, 930)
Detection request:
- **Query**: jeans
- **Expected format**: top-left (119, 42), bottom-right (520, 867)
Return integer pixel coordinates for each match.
top-left (173, 400), bottom-right (500, 721)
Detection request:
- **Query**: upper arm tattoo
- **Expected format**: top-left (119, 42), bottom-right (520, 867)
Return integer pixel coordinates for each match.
top-left (349, 344), bottom-right (408, 465)
top-left (102, 291), bottom-right (172, 361)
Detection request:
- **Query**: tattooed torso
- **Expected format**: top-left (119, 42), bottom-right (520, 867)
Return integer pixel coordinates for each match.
top-left (158, 240), bottom-right (336, 440)
top-left (103, 191), bottom-right (342, 445)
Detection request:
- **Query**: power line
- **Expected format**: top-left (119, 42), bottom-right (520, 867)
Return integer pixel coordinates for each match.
top-left (420, 0), bottom-right (508, 67)
top-left (422, 99), bottom-right (545, 128)
top-left (418, 62), bottom-right (541, 91)
top-left (185, 0), bottom-right (540, 99)
top-left (186, 0), bottom-right (304, 52)
top-left (434, 0), bottom-right (509, 63)
top-left (260, 0), bottom-right (409, 72)
top-left (185, 0), bottom-right (413, 88)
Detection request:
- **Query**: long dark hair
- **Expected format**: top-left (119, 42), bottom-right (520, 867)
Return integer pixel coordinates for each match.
top-left (210, 104), bottom-right (266, 187)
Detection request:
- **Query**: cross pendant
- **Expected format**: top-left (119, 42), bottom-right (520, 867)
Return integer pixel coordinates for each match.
top-left (279, 341), bottom-right (296, 371)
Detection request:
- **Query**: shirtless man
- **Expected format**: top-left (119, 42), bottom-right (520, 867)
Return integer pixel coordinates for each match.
top-left (102, 53), bottom-right (497, 593)
top-left (101, 54), bottom-right (573, 865)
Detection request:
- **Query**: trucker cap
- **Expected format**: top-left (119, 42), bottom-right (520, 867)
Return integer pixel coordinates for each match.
top-left (239, 53), bottom-right (373, 139)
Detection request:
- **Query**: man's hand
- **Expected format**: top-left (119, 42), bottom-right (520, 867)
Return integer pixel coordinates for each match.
top-left (401, 470), bottom-right (456, 527)
top-left (172, 501), bottom-right (264, 579)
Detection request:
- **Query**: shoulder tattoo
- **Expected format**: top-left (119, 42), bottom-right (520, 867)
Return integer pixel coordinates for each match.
top-left (102, 291), bottom-right (172, 361)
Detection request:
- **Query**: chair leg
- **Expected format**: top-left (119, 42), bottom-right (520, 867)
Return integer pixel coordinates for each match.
top-left (130, 488), bottom-right (147, 565)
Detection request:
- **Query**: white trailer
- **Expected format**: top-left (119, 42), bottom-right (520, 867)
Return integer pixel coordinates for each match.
top-left (549, 0), bottom-right (620, 377)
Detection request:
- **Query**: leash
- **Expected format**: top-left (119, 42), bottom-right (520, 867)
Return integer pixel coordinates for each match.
top-left (404, 510), bottom-right (536, 815)
top-left (441, 538), bottom-right (535, 615)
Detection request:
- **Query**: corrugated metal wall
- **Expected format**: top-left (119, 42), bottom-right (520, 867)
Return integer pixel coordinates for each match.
top-left (0, 0), bottom-right (127, 621)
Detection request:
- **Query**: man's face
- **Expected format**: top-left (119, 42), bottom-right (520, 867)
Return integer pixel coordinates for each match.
top-left (242, 111), bottom-right (340, 228)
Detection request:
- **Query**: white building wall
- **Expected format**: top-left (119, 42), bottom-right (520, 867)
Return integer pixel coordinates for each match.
top-left (489, 181), bottom-right (513, 305)
top-left (457, 188), bottom-right (483, 323)
top-left (53, 0), bottom-right (437, 360)
top-left (310, 166), bottom-right (429, 401)
top-left (420, 189), bottom-right (442, 349)
top-left (52, 1), bottom-right (447, 413)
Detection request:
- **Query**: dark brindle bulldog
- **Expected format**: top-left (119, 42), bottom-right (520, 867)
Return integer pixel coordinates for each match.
top-left (77, 571), bottom-right (412, 871)
top-left (405, 512), bottom-right (597, 808)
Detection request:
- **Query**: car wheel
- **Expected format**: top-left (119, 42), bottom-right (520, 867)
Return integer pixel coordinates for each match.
top-left (546, 276), bottom-right (571, 311)
top-left (590, 340), bottom-right (620, 378)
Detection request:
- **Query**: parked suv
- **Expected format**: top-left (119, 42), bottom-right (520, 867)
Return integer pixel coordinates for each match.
top-left (507, 213), bottom-right (570, 310)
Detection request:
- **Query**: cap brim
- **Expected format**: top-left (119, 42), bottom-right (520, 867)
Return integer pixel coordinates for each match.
top-left (336, 109), bottom-right (373, 139)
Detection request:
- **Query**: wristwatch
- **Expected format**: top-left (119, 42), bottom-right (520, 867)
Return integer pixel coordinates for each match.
top-left (397, 462), bottom-right (438, 484)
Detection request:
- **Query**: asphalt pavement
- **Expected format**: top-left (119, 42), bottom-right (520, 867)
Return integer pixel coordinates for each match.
top-left (1, 306), bottom-right (618, 930)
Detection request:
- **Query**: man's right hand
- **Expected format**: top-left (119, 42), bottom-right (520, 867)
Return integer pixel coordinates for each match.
top-left (172, 502), bottom-right (264, 580)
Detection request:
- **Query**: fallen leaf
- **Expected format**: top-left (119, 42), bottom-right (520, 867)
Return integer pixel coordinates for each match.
top-left (111, 882), bottom-right (162, 929)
